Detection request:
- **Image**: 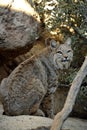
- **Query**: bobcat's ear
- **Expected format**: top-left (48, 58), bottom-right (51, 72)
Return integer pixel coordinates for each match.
top-left (65, 37), bottom-right (72, 46)
top-left (50, 39), bottom-right (57, 49)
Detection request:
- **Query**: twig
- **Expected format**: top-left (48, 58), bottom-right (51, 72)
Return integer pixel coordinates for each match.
top-left (51, 56), bottom-right (87, 130)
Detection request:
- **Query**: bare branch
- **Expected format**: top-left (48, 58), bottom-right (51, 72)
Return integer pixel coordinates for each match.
top-left (51, 56), bottom-right (87, 130)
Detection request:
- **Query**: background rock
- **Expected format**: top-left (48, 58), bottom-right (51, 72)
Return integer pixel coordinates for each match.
top-left (0, 0), bottom-right (41, 64)
top-left (54, 84), bottom-right (87, 119)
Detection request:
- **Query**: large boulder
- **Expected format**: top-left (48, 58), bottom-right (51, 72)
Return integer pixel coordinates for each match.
top-left (0, 0), bottom-right (41, 64)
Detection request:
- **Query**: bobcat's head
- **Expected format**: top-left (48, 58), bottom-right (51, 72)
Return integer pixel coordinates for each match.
top-left (50, 38), bottom-right (73, 70)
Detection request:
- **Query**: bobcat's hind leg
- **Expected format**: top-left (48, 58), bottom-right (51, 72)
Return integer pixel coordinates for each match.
top-left (1, 78), bottom-right (47, 116)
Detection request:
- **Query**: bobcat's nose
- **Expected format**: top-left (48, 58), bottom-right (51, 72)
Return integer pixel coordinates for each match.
top-left (64, 56), bottom-right (68, 59)
top-left (62, 56), bottom-right (69, 62)
top-left (64, 56), bottom-right (68, 61)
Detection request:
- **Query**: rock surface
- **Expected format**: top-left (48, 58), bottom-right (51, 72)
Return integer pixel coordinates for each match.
top-left (0, 103), bottom-right (87, 130)
top-left (0, 0), bottom-right (41, 63)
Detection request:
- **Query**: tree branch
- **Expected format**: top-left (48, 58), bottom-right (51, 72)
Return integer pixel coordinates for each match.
top-left (51, 56), bottom-right (87, 130)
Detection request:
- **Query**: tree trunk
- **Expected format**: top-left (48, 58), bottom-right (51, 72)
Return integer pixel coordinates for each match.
top-left (0, 0), bottom-right (41, 64)
top-left (51, 56), bottom-right (87, 130)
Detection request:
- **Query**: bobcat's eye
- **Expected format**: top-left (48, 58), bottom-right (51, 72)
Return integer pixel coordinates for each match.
top-left (67, 50), bottom-right (71, 53)
top-left (57, 51), bottom-right (62, 55)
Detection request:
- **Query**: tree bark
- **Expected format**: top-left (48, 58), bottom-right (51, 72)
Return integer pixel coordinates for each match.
top-left (51, 56), bottom-right (87, 130)
top-left (0, 0), bottom-right (41, 63)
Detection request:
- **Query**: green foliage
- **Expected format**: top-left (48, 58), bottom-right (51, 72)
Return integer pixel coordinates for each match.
top-left (58, 68), bottom-right (78, 86)
top-left (33, 0), bottom-right (87, 40)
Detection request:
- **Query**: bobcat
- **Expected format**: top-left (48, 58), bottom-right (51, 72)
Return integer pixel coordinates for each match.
top-left (0, 38), bottom-right (73, 117)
